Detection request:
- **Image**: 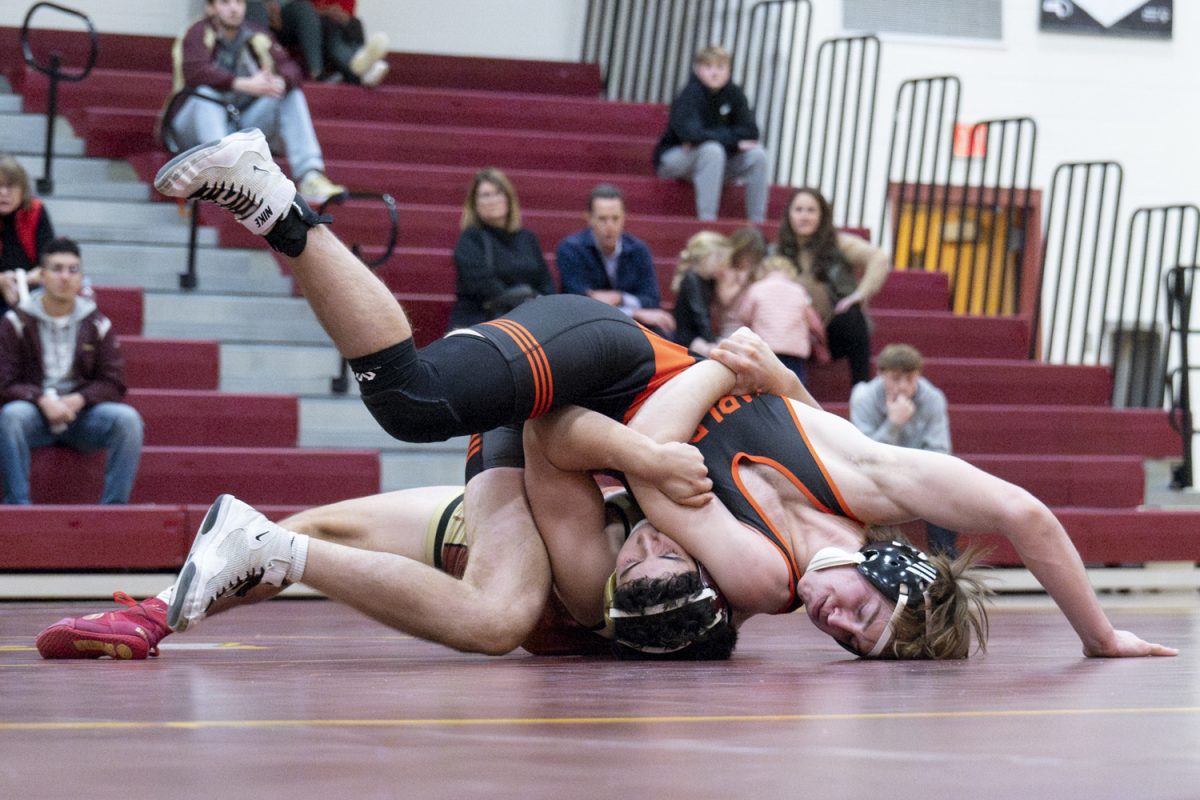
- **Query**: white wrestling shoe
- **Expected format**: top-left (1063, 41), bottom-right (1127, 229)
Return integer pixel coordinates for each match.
top-left (154, 129), bottom-right (297, 236)
top-left (167, 494), bottom-right (299, 632)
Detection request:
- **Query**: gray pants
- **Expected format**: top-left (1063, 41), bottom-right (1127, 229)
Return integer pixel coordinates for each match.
top-left (657, 140), bottom-right (768, 223)
top-left (168, 86), bottom-right (326, 179)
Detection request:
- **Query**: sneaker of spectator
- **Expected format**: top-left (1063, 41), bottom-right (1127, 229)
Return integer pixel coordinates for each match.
top-left (298, 170), bottom-right (348, 205)
top-left (358, 58), bottom-right (389, 88)
top-left (36, 592), bottom-right (171, 659)
top-left (349, 31), bottom-right (389, 79)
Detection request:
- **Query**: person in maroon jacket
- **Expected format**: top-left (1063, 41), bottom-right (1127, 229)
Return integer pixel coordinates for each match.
top-left (0, 238), bottom-right (143, 504)
top-left (158, 0), bottom-right (345, 203)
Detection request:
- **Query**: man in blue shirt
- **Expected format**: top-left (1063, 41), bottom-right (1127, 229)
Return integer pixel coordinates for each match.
top-left (555, 185), bottom-right (675, 335)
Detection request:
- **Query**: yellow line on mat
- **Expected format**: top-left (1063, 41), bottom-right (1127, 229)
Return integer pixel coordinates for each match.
top-left (3, 707), bottom-right (1199, 731)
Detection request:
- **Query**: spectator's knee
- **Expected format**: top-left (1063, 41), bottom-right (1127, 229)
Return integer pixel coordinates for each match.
top-left (694, 140), bottom-right (727, 167)
top-left (0, 401), bottom-right (37, 433)
top-left (111, 405), bottom-right (144, 444)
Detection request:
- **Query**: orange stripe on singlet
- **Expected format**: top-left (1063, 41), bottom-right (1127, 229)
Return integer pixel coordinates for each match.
top-left (780, 399), bottom-right (862, 524)
top-left (466, 434), bottom-right (482, 460)
top-left (487, 319), bottom-right (554, 417)
top-left (729, 454), bottom-right (804, 611)
top-left (621, 327), bottom-right (697, 423)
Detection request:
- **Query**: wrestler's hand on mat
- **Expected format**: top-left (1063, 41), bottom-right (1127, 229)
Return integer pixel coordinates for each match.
top-left (1084, 629), bottom-right (1178, 658)
top-left (638, 441), bottom-right (714, 508)
top-left (710, 328), bottom-right (796, 397)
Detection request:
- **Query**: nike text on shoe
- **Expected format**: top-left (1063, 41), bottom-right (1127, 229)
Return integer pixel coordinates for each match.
top-left (36, 592), bottom-right (171, 659)
top-left (154, 128), bottom-right (297, 236)
top-left (167, 494), bottom-right (297, 632)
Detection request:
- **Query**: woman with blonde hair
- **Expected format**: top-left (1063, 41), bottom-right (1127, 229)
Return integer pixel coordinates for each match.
top-left (448, 167), bottom-right (554, 330)
top-left (670, 230), bottom-right (732, 355)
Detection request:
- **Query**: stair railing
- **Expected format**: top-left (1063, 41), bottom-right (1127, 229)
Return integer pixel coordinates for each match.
top-left (1165, 264), bottom-right (1200, 489)
top-left (19, 2), bottom-right (98, 195)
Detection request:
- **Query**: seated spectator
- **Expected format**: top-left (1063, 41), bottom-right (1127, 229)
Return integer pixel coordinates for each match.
top-left (555, 184), bottom-right (674, 336)
top-left (849, 343), bottom-right (958, 557)
top-left (775, 187), bottom-right (890, 385)
top-left (312, 0), bottom-right (390, 86)
top-left (159, 0), bottom-right (346, 204)
top-left (0, 238), bottom-right (144, 505)
top-left (653, 45), bottom-right (768, 224)
top-left (725, 228), bottom-right (825, 384)
top-left (245, 1), bottom-right (324, 79)
top-left (0, 154), bottom-right (54, 313)
top-left (669, 230), bottom-right (732, 356)
top-left (448, 168), bottom-right (555, 330)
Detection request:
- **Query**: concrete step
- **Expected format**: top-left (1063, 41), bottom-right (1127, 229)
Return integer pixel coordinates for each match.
top-left (42, 195), bottom-right (182, 226)
top-left (13, 152), bottom-right (139, 185)
top-left (85, 243), bottom-right (291, 294)
top-left (60, 221), bottom-right (220, 247)
top-left (0, 112), bottom-right (84, 155)
top-left (143, 293), bottom-right (329, 345)
top-left (0, 94), bottom-right (21, 112)
top-left (219, 343), bottom-right (348, 394)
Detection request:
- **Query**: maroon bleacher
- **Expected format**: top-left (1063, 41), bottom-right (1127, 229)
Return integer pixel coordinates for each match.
top-left (29, 446), bottom-right (379, 506)
top-left (119, 336), bottom-right (220, 390)
top-left (126, 389), bottom-right (298, 447)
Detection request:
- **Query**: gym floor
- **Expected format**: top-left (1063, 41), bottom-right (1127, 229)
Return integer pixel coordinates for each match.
top-left (2, 596), bottom-right (1197, 799)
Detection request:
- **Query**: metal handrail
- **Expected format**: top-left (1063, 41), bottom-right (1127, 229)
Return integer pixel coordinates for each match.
top-left (318, 192), bottom-right (400, 393)
top-left (1164, 265), bottom-right (1199, 489)
top-left (20, 2), bottom-right (98, 194)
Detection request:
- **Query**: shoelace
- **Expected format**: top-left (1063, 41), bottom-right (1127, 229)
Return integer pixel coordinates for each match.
top-left (111, 591), bottom-right (169, 656)
top-left (205, 569), bottom-right (267, 614)
top-left (188, 181), bottom-right (262, 219)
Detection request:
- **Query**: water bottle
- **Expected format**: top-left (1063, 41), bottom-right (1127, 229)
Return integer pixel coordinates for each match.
top-left (44, 388), bottom-right (68, 434)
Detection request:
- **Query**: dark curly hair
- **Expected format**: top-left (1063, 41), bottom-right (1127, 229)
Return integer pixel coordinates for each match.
top-left (610, 571), bottom-right (737, 660)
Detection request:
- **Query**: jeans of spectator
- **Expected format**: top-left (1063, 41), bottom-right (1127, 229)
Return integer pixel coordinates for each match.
top-left (657, 140), bottom-right (768, 223)
top-left (826, 304), bottom-right (872, 385)
top-left (245, 0), bottom-right (324, 77)
top-left (169, 85), bottom-right (326, 179)
top-left (926, 523), bottom-right (959, 559)
top-left (0, 400), bottom-right (144, 504)
top-left (777, 353), bottom-right (807, 385)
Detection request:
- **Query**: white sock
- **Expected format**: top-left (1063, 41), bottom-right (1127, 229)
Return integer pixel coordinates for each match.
top-left (156, 586), bottom-right (174, 604)
top-left (286, 532), bottom-right (310, 584)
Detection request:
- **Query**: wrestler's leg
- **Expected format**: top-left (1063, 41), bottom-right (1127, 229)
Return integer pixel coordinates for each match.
top-left (299, 468), bottom-right (551, 655)
top-left (200, 485), bottom-right (463, 616)
top-left (154, 130), bottom-right (409, 360)
top-left (281, 225), bottom-right (410, 359)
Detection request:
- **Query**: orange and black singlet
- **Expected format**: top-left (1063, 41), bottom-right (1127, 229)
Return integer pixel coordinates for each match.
top-left (359, 295), bottom-right (697, 443)
top-left (690, 393), bottom-right (862, 612)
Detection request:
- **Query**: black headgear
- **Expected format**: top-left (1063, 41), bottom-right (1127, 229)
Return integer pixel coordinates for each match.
top-left (832, 541), bottom-right (937, 658)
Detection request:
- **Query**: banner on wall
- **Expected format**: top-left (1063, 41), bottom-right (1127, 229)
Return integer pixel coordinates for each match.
top-left (1040, 1), bottom-right (1172, 38)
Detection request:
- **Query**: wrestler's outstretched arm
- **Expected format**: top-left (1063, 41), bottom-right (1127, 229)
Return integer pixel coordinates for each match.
top-left (853, 437), bottom-right (1178, 658)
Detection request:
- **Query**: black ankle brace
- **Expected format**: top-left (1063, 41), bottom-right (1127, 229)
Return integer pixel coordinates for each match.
top-left (263, 195), bottom-right (333, 257)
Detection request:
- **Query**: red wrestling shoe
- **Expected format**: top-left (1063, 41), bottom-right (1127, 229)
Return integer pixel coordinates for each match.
top-left (36, 592), bottom-right (171, 660)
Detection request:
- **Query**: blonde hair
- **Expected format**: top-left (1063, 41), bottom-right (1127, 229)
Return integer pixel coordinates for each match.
top-left (0, 154), bottom-right (33, 212)
top-left (694, 45), bottom-right (732, 66)
top-left (670, 231), bottom-right (732, 293)
top-left (461, 167), bottom-right (521, 233)
top-left (758, 255), bottom-right (798, 280)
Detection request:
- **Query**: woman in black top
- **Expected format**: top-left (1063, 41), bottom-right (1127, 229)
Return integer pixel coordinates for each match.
top-left (448, 168), bottom-right (554, 330)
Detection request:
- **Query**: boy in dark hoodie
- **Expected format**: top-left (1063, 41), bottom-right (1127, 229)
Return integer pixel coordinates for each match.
top-left (653, 45), bottom-right (768, 224)
top-left (0, 238), bottom-right (143, 504)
